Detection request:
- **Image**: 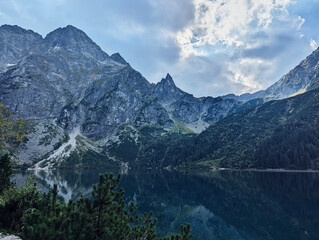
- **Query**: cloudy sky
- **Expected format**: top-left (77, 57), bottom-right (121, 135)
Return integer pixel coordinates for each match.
top-left (1, 0), bottom-right (319, 97)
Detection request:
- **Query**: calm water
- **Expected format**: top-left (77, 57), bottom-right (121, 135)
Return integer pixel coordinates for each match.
top-left (14, 168), bottom-right (319, 240)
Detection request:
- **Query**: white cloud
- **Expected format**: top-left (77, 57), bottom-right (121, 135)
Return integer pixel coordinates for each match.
top-left (176, 0), bottom-right (298, 57)
top-left (172, 0), bottom-right (308, 95)
top-left (310, 39), bottom-right (318, 50)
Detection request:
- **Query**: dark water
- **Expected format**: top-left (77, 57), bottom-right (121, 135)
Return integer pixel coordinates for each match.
top-left (14, 168), bottom-right (319, 240)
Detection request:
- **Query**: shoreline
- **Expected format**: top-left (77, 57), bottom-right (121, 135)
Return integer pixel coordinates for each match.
top-left (217, 168), bottom-right (319, 173)
top-left (17, 165), bottom-right (319, 174)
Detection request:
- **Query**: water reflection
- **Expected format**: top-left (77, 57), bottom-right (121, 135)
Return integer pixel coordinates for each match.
top-left (15, 169), bottom-right (319, 240)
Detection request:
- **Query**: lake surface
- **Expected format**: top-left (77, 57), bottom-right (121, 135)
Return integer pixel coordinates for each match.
top-left (14, 168), bottom-right (319, 240)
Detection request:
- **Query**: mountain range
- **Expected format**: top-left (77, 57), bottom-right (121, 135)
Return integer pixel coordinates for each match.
top-left (1, 24), bottom-right (319, 169)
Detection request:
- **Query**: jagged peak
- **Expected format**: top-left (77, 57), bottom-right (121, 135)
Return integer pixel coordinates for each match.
top-left (154, 73), bottom-right (187, 102)
top-left (111, 53), bottom-right (129, 65)
top-left (165, 73), bottom-right (173, 81)
top-left (160, 73), bottom-right (175, 86)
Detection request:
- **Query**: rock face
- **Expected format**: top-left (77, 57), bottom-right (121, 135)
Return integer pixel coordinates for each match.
top-left (262, 47), bottom-right (319, 100)
top-left (0, 24), bottom-right (254, 167)
top-left (153, 74), bottom-right (242, 132)
top-left (57, 68), bottom-right (174, 139)
top-left (0, 25), bottom-right (43, 73)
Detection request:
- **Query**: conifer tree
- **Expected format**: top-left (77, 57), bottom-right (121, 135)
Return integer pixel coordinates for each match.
top-left (0, 154), bottom-right (12, 194)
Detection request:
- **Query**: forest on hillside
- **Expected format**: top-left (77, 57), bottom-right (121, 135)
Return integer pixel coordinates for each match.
top-left (137, 88), bottom-right (319, 170)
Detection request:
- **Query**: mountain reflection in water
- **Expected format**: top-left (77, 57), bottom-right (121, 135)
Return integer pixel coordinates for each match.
top-left (14, 169), bottom-right (319, 240)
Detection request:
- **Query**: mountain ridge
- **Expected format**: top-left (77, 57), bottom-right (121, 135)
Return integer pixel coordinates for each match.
top-left (0, 24), bottom-right (246, 167)
top-left (1, 24), bottom-right (319, 169)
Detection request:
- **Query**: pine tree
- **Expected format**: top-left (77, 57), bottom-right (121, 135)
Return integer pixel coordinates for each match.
top-left (18, 174), bottom-right (192, 240)
top-left (0, 154), bottom-right (12, 194)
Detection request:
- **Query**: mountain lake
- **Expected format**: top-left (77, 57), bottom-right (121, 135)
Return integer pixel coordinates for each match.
top-left (13, 168), bottom-right (319, 240)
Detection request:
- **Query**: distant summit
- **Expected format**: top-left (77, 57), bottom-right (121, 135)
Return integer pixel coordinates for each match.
top-left (44, 25), bottom-right (108, 61)
top-left (221, 90), bottom-right (265, 102)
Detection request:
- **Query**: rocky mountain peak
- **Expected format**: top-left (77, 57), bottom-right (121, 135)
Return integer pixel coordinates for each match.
top-left (154, 73), bottom-right (186, 104)
top-left (45, 25), bottom-right (88, 42)
top-left (44, 25), bottom-right (108, 61)
top-left (111, 53), bottom-right (129, 65)
top-left (161, 73), bottom-right (175, 86)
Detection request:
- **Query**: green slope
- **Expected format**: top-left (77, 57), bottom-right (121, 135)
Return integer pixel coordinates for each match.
top-left (138, 88), bottom-right (319, 169)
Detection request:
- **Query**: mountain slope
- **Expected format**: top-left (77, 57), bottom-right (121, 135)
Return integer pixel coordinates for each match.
top-left (138, 88), bottom-right (319, 169)
top-left (263, 47), bottom-right (319, 100)
top-left (0, 25), bottom-right (126, 119)
top-left (0, 25), bottom-right (173, 167)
